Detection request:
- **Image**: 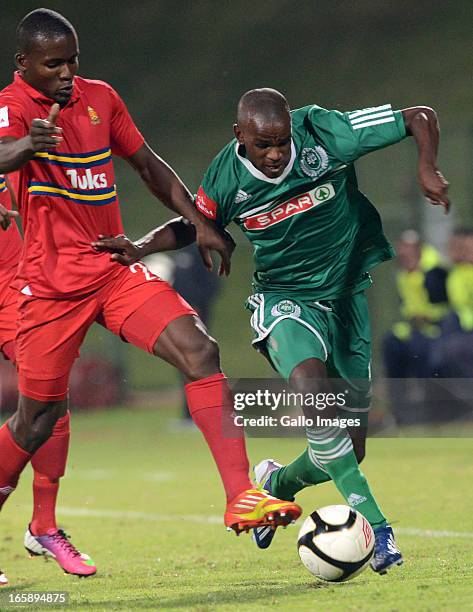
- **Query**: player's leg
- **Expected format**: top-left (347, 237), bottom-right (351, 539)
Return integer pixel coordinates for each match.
top-left (153, 314), bottom-right (301, 531)
top-left (0, 294), bottom-right (97, 576)
top-left (330, 292), bottom-right (403, 573)
top-left (261, 324), bottom-right (332, 501)
top-left (245, 297), bottom-right (334, 547)
top-left (103, 266), bottom-right (301, 533)
top-left (249, 296), bottom-right (391, 555)
top-left (247, 297), bottom-right (332, 499)
top-left (0, 293), bottom-right (63, 514)
top-left (0, 288), bottom-right (72, 550)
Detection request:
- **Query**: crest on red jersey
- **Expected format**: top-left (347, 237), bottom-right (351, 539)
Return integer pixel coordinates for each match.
top-left (88, 106), bottom-right (101, 125)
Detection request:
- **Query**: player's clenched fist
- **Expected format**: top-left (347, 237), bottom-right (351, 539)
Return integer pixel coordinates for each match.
top-left (29, 103), bottom-right (62, 151)
top-left (418, 166), bottom-right (450, 214)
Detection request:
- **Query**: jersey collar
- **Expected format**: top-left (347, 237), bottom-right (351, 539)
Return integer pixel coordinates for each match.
top-left (13, 71), bottom-right (80, 106)
top-left (235, 139), bottom-right (296, 185)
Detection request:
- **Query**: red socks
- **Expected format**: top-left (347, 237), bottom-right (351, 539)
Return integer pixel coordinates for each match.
top-left (0, 421), bottom-right (31, 510)
top-left (30, 412), bottom-right (70, 535)
top-left (185, 373), bottom-right (251, 502)
top-left (0, 413), bottom-right (70, 535)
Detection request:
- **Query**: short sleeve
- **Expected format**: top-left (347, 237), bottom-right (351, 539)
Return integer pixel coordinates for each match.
top-left (195, 161), bottom-right (232, 228)
top-left (108, 86), bottom-right (145, 158)
top-left (308, 104), bottom-right (406, 164)
top-left (195, 184), bottom-right (229, 229)
top-left (0, 96), bottom-right (28, 141)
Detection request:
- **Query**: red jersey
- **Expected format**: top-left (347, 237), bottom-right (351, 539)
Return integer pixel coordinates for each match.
top-left (0, 72), bottom-right (144, 297)
top-left (0, 174), bottom-right (23, 290)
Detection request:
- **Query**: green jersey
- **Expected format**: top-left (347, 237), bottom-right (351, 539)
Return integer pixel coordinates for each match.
top-left (195, 104), bottom-right (407, 299)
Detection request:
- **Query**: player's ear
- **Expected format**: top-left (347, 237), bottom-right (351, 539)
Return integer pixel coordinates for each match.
top-left (233, 123), bottom-right (244, 145)
top-left (15, 53), bottom-right (27, 72)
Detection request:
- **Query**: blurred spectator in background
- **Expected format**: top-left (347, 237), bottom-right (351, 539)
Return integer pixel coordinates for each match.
top-left (444, 228), bottom-right (473, 332)
top-left (383, 230), bottom-right (449, 423)
top-left (430, 228), bottom-right (473, 378)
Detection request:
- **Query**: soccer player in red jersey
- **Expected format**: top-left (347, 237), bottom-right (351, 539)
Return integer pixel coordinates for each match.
top-left (0, 175), bottom-right (91, 582)
top-left (0, 175), bottom-right (21, 587)
top-left (0, 9), bottom-right (301, 578)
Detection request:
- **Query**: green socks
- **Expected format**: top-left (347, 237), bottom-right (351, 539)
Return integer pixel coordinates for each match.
top-left (271, 448), bottom-right (331, 500)
top-left (271, 426), bottom-right (387, 528)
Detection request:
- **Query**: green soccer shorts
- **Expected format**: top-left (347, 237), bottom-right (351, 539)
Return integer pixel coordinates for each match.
top-left (246, 291), bottom-right (372, 417)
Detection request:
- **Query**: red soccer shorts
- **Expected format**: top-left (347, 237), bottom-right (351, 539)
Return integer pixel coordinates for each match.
top-left (16, 262), bottom-right (196, 401)
top-left (0, 275), bottom-right (18, 363)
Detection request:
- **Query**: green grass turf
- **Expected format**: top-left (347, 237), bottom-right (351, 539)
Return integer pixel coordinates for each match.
top-left (1, 406), bottom-right (473, 611)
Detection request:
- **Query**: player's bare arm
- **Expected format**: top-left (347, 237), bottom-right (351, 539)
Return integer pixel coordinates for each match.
top-left (92, 217), bottom-right (235, 275)
top-left (127, 143), bottom-right (233, 275)
top-left (0, 104), bottom-right (62, 173)
top-left (92, 217), bottom-right (196, 265)
top-left (402, 106), bottom-right (450, 213)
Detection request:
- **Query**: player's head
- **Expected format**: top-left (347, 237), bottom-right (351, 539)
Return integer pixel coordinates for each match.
top-left (449, 227), bottom-right (473, 265)
top-left (234, 88), bottom-right (292, 179)
top-left (397, 229), bottom-right (421, 272)
top-left (15, 9), bottom-right (79, 106)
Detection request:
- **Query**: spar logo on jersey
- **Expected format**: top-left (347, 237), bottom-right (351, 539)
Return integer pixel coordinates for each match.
top-left (300, 146), bottom-right (329, 179)
top-left (195, 186), bottom-right (217, 220)
top-left (243, 183), bottom-right (335, 231)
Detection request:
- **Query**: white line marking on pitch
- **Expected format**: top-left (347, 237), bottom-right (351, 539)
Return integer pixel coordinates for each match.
top-left (44, 507), bottom-right (473, 538)
top-left (66, 470), bottom-right (172, 482)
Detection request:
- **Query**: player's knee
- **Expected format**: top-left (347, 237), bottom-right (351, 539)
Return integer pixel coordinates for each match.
top-left (182, 335), bottom-right (220, 381)
top-left (11, 419), bottom-right (54, 453)
top-left (10, 400), bottom-right (62, 453)
top-left (289, 360), bottom-right (328, 395)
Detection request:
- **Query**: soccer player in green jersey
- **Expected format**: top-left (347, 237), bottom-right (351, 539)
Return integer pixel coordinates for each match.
top-left (94, 88), bottom-right (449, 574)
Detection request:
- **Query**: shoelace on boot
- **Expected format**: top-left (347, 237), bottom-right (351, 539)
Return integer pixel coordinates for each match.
top-left (49, 530), bottom-right (82, 558)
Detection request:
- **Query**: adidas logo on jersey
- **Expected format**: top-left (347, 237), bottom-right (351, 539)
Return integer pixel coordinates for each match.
top-left (235, 190), bottom-right (251, 204)
top-left (347, 493), bottom-right (367, 506)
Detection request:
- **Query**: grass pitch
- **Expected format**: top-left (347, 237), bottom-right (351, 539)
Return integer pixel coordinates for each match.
top-left (1, 405), bottom-right (473, 611)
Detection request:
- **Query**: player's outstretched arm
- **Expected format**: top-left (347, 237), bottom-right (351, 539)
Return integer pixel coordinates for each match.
top-left (0, 104), bottom-right (62, 173)
top-left (92, 217), bottom-right (236, 274)
top-left (126, 144), bottom-right (233, 275)
top-left (402, 106), bottom-right (450, 214)
top-left (92, 217), bottom-right (196, 265)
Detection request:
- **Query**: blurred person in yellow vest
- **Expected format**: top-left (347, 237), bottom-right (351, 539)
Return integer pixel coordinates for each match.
top-left (429, 228), bottom-right (473, 381)
top-left (445, 228), bottom-right (473, 332)
top-left (383, 230), bottom-right (449, 423)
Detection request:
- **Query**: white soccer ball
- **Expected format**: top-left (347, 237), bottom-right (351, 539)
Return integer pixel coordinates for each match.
top-left (297, 504), bottom-right (374, 582)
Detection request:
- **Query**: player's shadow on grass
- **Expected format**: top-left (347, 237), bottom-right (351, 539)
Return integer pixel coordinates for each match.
top-left (70, 580), bottom-right (364, 609)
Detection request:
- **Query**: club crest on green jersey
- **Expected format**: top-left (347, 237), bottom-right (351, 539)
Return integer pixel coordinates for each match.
top-left (271, 299), bottom-right (301, 317)
top-left (300, 146), bottom-right (329, 179)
